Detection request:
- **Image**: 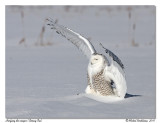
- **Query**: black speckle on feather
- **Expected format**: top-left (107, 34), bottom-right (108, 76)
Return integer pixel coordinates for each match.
top-left (56, 31), bottom-right (60, 34)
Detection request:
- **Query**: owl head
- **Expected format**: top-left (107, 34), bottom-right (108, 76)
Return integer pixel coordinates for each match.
top-left (89, 53), bottom-right (108, 69)
top-left (90, 53), bottom-right (103, 64)
top-left (88, 53), bottom-right (108, 75)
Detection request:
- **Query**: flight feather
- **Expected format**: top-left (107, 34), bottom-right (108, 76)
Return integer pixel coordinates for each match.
top-left (47, 18), bottom-right (96, 58)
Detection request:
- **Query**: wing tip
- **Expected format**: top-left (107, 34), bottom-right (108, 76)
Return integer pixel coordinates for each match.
top-left (100, 43), bottom-right (124, 69)
top-left (46, 18), bottom-right (58, 25)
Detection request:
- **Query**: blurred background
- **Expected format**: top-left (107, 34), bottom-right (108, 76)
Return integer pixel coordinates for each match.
top-left (6, 6), bottom-right (155, 48)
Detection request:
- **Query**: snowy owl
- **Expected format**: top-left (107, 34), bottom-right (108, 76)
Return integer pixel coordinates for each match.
top-left (47, 18), bottom-right (127, 98)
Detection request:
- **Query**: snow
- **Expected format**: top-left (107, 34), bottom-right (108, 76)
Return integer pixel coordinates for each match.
top-left (5, 6), bottom-right (156, 119)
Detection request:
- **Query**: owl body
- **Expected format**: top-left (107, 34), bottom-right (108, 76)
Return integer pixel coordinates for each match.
top-left (86, 54), bottom-right (115, 96)
top-left (87, 69), bottom-right (115, 96)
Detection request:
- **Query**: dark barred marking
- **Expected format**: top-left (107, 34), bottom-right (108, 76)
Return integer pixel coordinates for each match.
top-left (88, 69), bottom-right (115, 96)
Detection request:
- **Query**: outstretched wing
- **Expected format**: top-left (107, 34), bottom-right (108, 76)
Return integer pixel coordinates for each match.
top-left (47, 18), bottom-right (96, 58)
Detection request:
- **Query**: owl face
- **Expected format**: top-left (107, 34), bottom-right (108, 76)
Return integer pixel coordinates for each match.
top-left (90, 54), bottom-right (105, 66)
top-left (89, 54), bottom-right (106, 75)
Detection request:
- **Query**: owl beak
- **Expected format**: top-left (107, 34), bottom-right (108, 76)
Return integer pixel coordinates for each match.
top-left (91, 62), bottom-right (93, 65)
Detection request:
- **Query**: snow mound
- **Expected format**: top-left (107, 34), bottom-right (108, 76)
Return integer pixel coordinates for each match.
top-left (85, 93), bottom-right (124, 103)
top-left (46, 93), bottom-right (123, 103)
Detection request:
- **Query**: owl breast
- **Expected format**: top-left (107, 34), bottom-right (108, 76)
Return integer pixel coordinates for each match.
top-left (87, 69), bottom-right (115, 96)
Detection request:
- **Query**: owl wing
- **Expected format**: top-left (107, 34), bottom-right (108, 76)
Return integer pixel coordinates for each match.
top-left (47, 18), bottom-right (96, 58)
top-left (100, 43), bottom-right (124, 69)
top-left (101, 44), bottom-right (127, 98)
top-left (104, 64), bottom-right (127, 98)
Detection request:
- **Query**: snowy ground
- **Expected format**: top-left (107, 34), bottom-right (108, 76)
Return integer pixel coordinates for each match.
top-left (5, 6), bottom-right (156, 118)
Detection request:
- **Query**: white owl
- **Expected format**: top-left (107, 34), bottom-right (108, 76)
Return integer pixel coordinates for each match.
top-left (47, 18), bottom-right (127, 99)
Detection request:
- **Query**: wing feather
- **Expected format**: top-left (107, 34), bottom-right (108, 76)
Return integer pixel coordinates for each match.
top-left (100, 43), bottom-right (127, 98)
top-left (100, 43), bottom-right (124, 69)
top-left (47, 18), bottom-right (96, 58)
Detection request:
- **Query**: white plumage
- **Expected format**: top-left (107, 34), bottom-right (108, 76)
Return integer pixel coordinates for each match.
top-left (47, 18), bottom-right (127, 99)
